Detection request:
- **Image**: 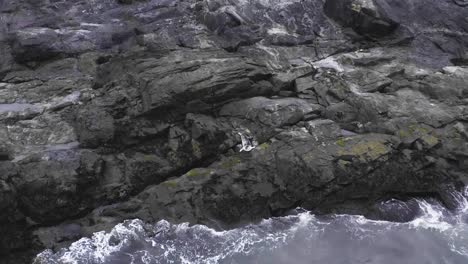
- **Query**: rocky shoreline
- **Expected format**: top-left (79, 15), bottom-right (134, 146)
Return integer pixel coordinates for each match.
top-left (0, 0), bottom-right (467, 263)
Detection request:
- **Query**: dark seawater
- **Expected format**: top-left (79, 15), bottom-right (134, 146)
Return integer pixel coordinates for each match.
top-left (35, 189), bottom-right (468, 264)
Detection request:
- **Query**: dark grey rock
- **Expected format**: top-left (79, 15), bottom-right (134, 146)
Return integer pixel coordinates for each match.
top-left (76, 106), bottom-right (115, 148)
top-left (324, 0), bottom-right (399, 37)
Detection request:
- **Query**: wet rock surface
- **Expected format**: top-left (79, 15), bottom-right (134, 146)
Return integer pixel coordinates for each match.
top-left (0, 0), bottom-right (467, 263)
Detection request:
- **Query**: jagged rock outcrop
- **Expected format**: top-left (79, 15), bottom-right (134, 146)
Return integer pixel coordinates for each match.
top-left (0, 0), bottom-right (467, 263)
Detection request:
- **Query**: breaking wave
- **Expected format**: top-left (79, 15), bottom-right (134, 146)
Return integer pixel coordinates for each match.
top-left (35, 188), bottom-right (468, 264)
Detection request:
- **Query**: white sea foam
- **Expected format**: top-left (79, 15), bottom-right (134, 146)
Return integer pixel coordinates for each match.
top-left (35, 190), bottom-right (468, 264)
top-left (410, 200), bottom-right (452, 231)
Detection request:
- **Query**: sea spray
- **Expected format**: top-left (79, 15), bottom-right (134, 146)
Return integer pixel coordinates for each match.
top-left (35, 189), bottom-right (468, 264)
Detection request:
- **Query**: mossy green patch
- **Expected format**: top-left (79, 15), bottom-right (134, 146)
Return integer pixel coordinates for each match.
top-left (408, 124), bottom-right (429, 135)
top-left (338, 140), bottom-right (390, 162)
top-left (397, 125), bottom-right (427, 139)
top-left (337, 159), bottom-right (351, 169)
top-left (397, 129), bottom-right (409, 138)
top-left (142, 154), bottom-right (157, 161)
top-left (186, 168), bottom-right (211, 178)
top-left (421, 134), bottom-right (439, 147)
top-left (397, 124), bottom-right (439, 148)
top-left (220, 156), bottom-right (241, 169)
top-left (258, 142), bottom-right (269, 150)
top-left (162, 180), bottom-right (177, 188)
top-left (192, 140), bottom-right (202, 159)
top-left (335, 137), bottom-right (347, 147)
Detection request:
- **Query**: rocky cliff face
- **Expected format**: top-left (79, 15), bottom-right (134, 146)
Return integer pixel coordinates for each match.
top-left (0, 0), bottom-right (467, 262)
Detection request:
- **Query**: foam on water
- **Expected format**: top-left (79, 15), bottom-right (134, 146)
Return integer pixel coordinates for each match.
top-left (410, 200), bottom-right (452, 231)
top-left (35, 188), bottom-right (468, 264)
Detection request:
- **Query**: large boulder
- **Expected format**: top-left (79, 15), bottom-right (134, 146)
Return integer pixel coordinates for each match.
top-left (75, 106), bottom-right (115, 148)
top-left (324, 0), bottom-right (399, 37)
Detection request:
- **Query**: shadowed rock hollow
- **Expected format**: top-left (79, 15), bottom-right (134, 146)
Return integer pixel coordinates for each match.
top-left (0, 0), bottom-right (467, 263)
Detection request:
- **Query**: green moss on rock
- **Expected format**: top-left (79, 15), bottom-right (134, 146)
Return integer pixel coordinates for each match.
top-left (337, 159), bottom-right (351, 169)
top-left (397, 129), bottom-right (409, 138)
top-left (186, 168), bottom-right (211, 178)
top-left (338, 140), bottom-right (390, 162)
top-left (220, 156), bottom-right (241, 169)
top-left (162, 180), bottom-right (178, 188)
top-left (397, 124), bottom-right (439, 148)
top-left (335, 137), bottom-right (347, 147)
top-left (142, 154), bottom-right (157, 161)
top-left (191, 140), bottom-right (202, 159)
top-left (421, 134), bottom-right (439, 147)
top-left (258, 142), bottom-right (270, 150)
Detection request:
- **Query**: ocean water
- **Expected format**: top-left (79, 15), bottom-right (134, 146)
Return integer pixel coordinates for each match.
top-left (35, 189), bottom-right (468, 264)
